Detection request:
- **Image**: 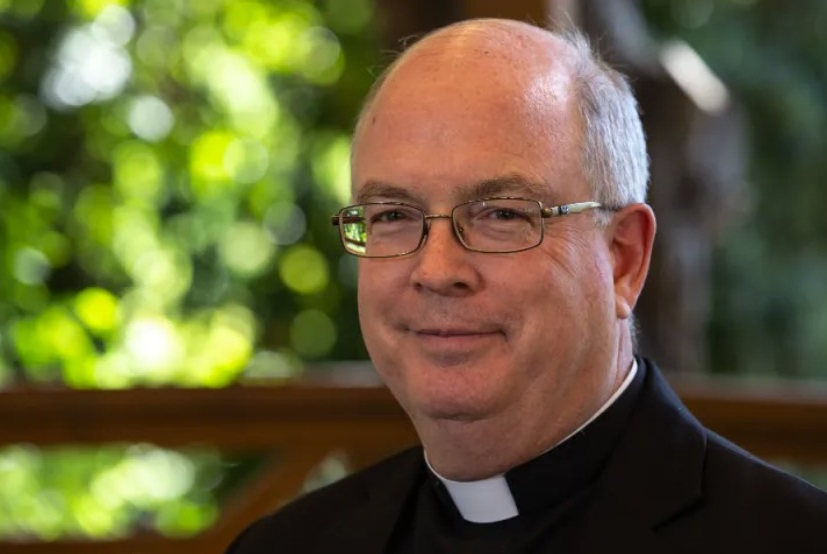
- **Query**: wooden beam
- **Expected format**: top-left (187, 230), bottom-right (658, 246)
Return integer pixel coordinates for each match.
top-left (0, 383), bottom-right (417, 449)
top-left (205, 449), bottom-right (333, 553)
top-left (2, 373), bottom-right (827, 464)
top-left (671, 376), bottom-right (827, 464)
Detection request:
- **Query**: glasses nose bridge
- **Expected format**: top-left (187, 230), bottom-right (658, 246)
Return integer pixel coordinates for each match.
top-left (421, 212), bottom-right (464, 249)
top-left (423, 213), bottom-right (453, 223)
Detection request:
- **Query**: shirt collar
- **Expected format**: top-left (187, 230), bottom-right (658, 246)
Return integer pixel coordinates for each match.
top-left (426, 360), bottom-right (639, 523)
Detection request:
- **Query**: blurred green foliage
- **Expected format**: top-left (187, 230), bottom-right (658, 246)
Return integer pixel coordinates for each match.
top-left (642, 0), bottom-right (827, 378)
top-left (0, 0), bottom-right (377, 539)
top-left (0, 0), bottom-right (377, 390)
top-left (0, 444), bottom-right (225, 539)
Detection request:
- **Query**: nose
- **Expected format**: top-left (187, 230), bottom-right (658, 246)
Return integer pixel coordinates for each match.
top-left (409, 216), bottom-right (480, 296)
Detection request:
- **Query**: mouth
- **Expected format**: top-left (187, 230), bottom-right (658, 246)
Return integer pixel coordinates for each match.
top-left (412, 328), bottom-right (501, 338)
top-left (399, 324), bottom-right (505, 363)
top-left (406, 326), bottom-right (506, 350)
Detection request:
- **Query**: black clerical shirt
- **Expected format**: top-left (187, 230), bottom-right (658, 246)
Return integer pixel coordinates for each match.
top-left (387, 361), bottom-right (645, 554)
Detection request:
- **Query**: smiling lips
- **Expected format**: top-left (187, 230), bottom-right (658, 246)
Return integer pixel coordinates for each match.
top-left (408, 327), bottom-right (506, 349)
top-left (414, 328), bottom-right (499, 338)
top-left (408, 328), bottom-right (503, 359)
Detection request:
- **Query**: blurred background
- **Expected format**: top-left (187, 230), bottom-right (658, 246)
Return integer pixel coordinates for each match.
top-left (0, 0), bottom-right (825, 549)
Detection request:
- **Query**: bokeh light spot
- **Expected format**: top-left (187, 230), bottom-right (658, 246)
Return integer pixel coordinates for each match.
top-left (73, 0), bottom-right (129, 20)
top-left (40, 24), bottom-right (132, 110)
top-left (297, 26), bottom-right (344, 85)
top-left (264, 202), bottom-right (306, 246)
top-left (155, 500), bottom-right (218, 537)
top-left (74, 287), bottom-right (121, 335)
top-left (15, 95), bottom-right (48, 137)
top-left (90, 5), bottom-right (135, 47)
top-left (13, 247), bottom-right (51, 285)
top-left (290, 309), bottom-right (336, 358)
top-left (127, 95), bottom-right (174, 142)
top-left (136, 25), bottom-right (178, 68)
top-left (322, 0), bottom-right (373, 34)
top-left (183, 304), bottom-right (256, 386)
top-left (123, 316), bottom-right (185, 380)
top-left (113, 141), bottom-right (164, 202)
top-left (38, 306), bottom-right (93, 363)
top-left (74, 186), bottom-right (114, 245)
top-left (243, 349), bottom-right (302, 380)
top-left (312, 133), bottom-right (352, 204)
top-left (218, 221), bottom-right (275, 277)
top-left (223, 138), bottom-right (269, 184)
top-left (131, 246), bottom-right (193, 303)
top-left (279, 245), bottom-right (329, 295)
top-left (189, 130), bottom-right (234, 192)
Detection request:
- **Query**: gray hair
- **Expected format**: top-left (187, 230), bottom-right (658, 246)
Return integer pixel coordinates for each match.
top-left (354, 26), bottom-right (649, 211)
top-left (564, 31), bottom-right (649, 211)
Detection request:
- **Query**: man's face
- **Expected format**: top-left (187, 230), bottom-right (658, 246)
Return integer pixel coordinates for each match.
top-left (351, 51), bottom-right (621, 434)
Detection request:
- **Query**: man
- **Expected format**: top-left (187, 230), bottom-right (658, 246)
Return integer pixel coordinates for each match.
top-left (227, 18), bottom-right (827, 553)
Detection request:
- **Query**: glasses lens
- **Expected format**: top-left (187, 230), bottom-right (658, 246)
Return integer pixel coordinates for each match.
top-left (339, 207), bottom-right (368, 255)
top-left (339, 203), bottom-right (424, 257)
top-left (455, 199), bottom-right (542, 252)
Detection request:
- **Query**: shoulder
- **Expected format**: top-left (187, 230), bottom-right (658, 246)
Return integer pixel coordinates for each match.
top-left (666, 430), bottom-right (827, 552)
top-left (633, 359), bottom-right (827, 551)
top-left (224, 446), bottom-right (422, 554)
top-left (704, 431), bottom-right (827, 514)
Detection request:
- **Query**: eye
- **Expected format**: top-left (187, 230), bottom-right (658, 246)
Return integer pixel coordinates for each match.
top-left (476, 206), bottom-right (531, 222)
top-left (371, 209), bottom-right (405, 223)
top-left (366, 205), bottom-right (421, 225)
top-left (489, 208), bottom-right (522, 220)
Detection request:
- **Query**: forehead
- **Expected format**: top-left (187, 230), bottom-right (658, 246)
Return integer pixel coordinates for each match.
top-left (351, 39), bottom-right (587, 205)
top-left (355, 174), bottom-right (561, 206)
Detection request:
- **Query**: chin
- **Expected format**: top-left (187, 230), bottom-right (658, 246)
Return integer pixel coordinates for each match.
top-left (403, 384), bottom-right (501, 424)
top-left (376, 354), bottom-right (510, 420)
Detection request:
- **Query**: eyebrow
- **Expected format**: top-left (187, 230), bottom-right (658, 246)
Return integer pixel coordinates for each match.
top-left (355, 174), bottom-right (555, 205)
top-left (458, 174), bottom-right (553, 203)
top-left (355, 181), bottom-right (422, 204)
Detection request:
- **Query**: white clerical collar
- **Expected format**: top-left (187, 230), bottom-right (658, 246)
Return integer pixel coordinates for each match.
top-left (425, 360), bottom-right (639, 523)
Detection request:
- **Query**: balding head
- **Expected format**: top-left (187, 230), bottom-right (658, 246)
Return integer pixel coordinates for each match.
top-left (353, 19), bottom-right (649, 209)
top-left (356, 19), bottom-right (579, 157)
top-left (374, 18), bottom-right (578, 89)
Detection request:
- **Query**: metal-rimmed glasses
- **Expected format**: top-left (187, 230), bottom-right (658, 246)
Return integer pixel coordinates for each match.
top-left (330, 197), bottom-right (603, 258)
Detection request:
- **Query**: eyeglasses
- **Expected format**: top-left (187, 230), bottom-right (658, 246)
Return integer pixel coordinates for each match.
top-left (330, 197), bottom-right (603, 258)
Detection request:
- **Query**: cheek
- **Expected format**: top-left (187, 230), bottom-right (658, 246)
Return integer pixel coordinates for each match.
top-left (541, 230), bottom-right (612, 290)
top-left (356, 268), bottom-right (381, 332)
top-left (357, 261), bottom-right (404, 306)
top-left (519, 240), bottom-right (614, 336)
top-left (357, 261), bottom-right (410, 344)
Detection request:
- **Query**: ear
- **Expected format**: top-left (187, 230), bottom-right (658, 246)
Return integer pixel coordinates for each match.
top-left (607, 204), bottom-right (656, 319)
